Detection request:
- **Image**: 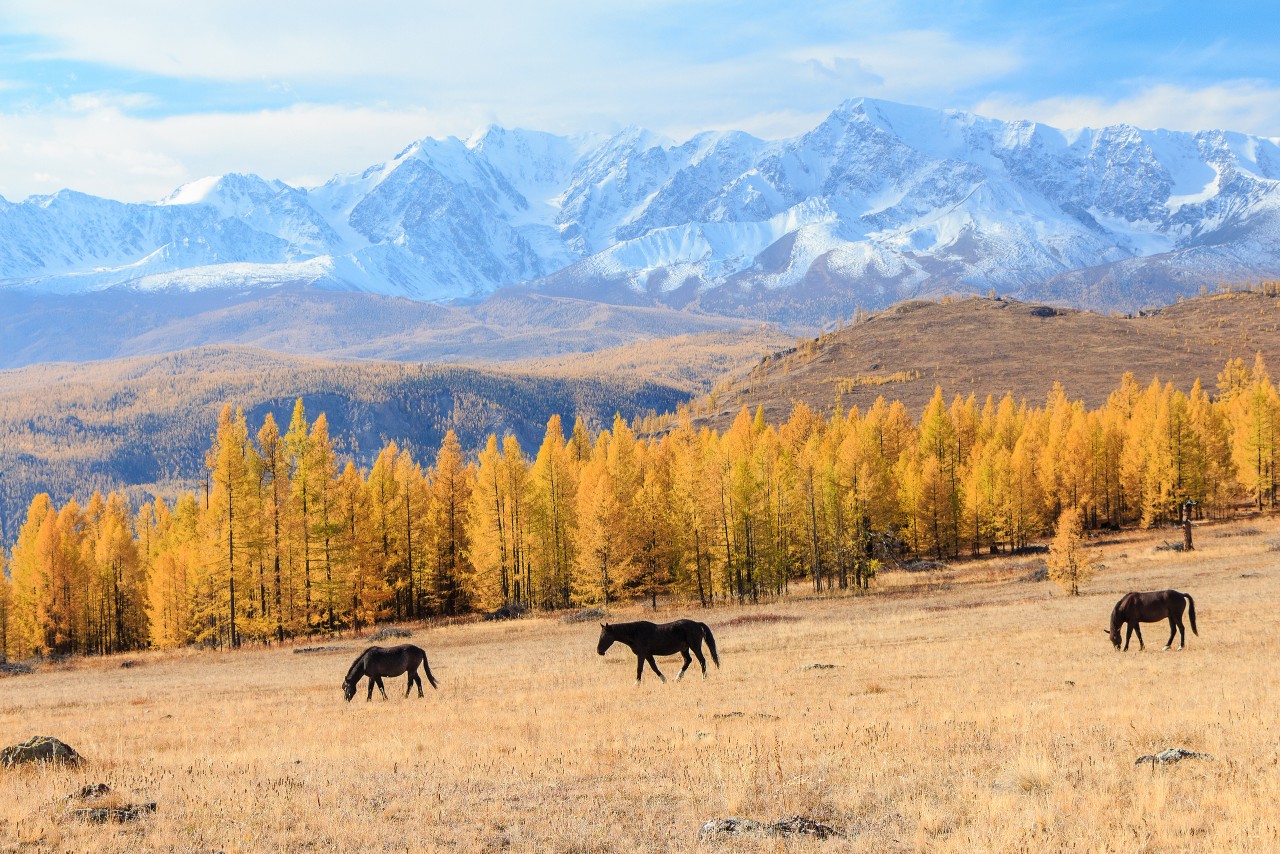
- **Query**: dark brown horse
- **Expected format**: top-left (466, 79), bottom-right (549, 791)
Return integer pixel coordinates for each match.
top-left (597, 620), bottom-right (719, 683)
top-left (1107, 590), bottom-right (1197, 651)
top-left (342, 644), bottom-right (438, 701)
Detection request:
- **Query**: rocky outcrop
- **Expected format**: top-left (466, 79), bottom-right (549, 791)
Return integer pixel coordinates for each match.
top-left (0, 736), bottom-right (82, 767)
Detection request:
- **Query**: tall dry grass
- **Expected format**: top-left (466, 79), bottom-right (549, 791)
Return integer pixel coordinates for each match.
top-left (2, 518), bottom-right (1278, 852)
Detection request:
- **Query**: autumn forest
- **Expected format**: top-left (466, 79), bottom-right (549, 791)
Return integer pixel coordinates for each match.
top-left (2, 353), bottom-right (1278, 660)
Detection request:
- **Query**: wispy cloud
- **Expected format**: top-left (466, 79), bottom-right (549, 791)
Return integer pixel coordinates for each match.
top-left (788, 30), bottom-right (1024, 98)
top-left (0, 103), bottom-right (453, 202)
top-left (976, 81), bottom-right (1280, 136)
top-left (0, 1), bottom-right (1277, 200)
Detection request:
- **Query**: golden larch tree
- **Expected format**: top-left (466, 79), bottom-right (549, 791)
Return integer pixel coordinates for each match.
top-left (1047, 506), bottom-right (1096, 596)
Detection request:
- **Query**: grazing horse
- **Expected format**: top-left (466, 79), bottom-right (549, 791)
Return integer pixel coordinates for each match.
top-left (342, 644), bottom-right (438, 701)
top-left (1107, 590), bottom-right (1197, 651)
top-left (597, 620), bottom-right (719, 683)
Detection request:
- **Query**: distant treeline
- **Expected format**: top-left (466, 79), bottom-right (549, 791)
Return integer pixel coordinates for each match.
top-left (2, 355), bottom-right (1277, 659)
top-left (0, 350), bottom-right (690, 544)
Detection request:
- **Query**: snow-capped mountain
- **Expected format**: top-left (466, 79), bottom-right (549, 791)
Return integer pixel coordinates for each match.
top-left (3, 98), bottom-right (1279, 316)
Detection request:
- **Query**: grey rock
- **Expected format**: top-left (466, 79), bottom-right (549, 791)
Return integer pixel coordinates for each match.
top-left (699, 815), bottom-right (844, 840)
top-left (561, 606), bottom-right (608, 624)
top-left (71, 802), bottom-right (156, 823)
top-left (0, 736), bottom-right (82, 768)
top-left (367, 627), bottom-right (412, 641)
top-left (1135, 748), bottom-right (1213, 766)
top-left (484, 602), bottom-right (528, 622)
top-left (68, 783), bottom-right (111, 800)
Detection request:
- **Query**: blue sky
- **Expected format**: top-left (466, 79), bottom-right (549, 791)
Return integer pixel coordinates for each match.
top-left (0, 0), bottom-right (1276, 202)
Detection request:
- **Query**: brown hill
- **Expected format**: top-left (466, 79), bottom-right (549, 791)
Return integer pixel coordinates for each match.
top-left (693, 290), bottom-right (1280, 427)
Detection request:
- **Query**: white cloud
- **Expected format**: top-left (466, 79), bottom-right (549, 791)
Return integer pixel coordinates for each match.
top-left (3, 1), bottom-right (1273, 205)
top-left (789, 30), bottom-right (1024, 98)
top-left (975, 82), bottom-right (1280, 137)
top-left (0, 5), bottom-right (1042, 202)
top-left (2, 1), bottom-right (634, 83)
top-left (0, 102), bottom-right (469, 202)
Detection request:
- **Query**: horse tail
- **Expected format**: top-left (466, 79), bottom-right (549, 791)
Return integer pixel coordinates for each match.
top-left (700, 622), bottom-right (720, 668)
top-left (1184, 592), bottom-right (1198, 636)
top-left (420, 651), bottom-right (439, 689)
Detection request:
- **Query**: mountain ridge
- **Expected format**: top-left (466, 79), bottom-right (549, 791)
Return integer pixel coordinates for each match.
top-left (2, 97), bottom-right (1280, 318)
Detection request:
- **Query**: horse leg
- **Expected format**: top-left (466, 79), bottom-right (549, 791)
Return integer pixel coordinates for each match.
top-left (1165, 617), bottom-right (1177, 651)
top-left (1133, 624), bottom-right (1144, 651)
top-left (636, 655), bottom-right (645, 684)
top-left (1124, 624), bottom-right (1134, 651)
top-left (647, 655), bottom-right (667, 683)
top-left (677, 649), bottom-right (692, 680)
top-left (692, 645), bottom-right (708, 677)
top-left (1176, 617), bottom-right (1186, 650)
top-left (366, 677), bottom-right (375, 702)
top-left (413, 670), bottom-right (424, 697)
top-left (375, 676), bottom-right (388, 700)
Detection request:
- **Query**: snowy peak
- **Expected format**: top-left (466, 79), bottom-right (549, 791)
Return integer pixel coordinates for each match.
top-left (1, 99), bottom-right (1279, 315)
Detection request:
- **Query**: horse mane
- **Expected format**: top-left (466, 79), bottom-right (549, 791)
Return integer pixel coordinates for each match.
top-left (1110, 593), bottom-right (1135, 630)
top-left (603, 621), bottom-right (650, 641)
top-left (343, 648), bottom-right (372, 683)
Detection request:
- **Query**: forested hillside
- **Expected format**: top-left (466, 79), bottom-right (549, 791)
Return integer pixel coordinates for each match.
top-left (0, 347), bottom-right (690, 542)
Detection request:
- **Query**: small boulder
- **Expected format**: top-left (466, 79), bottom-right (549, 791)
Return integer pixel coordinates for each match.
top-left (69, 783), bottom-right (112, 800)
top-left (699, 815), bottom-right (843, 840)
top-left (1136, 748), bottom-right (1212, 766)
top-left (368, 627), bottom-right (412, 641)
top-left (71, 802), bottom-right (156, 823)
top-left (700, 817), bottom-right (764, 837)
top-left (560, 606), bottom-right (608, 624)
top-left (484, 603), bottom-right (528, 622)
top-left (1, 736), bottom-right (82, 768)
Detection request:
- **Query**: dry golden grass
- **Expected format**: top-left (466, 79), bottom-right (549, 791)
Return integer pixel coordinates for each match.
top-left (3, 518), bottom-right (1279, 852)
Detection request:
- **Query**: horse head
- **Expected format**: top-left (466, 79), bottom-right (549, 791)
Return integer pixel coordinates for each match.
top-left (1105, 627), bottom-right (1121, 649)
top-left (597, 623), bottom-right (615, 656)
top-left (342, 654), bottom-right (364, 701)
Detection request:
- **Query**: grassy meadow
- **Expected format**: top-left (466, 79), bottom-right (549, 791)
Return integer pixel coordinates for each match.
top-left (2, 517), bottom-right (1278, 852)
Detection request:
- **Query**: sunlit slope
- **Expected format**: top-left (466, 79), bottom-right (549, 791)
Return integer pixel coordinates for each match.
top-left (695, 290), bottom-right (1280, 427)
